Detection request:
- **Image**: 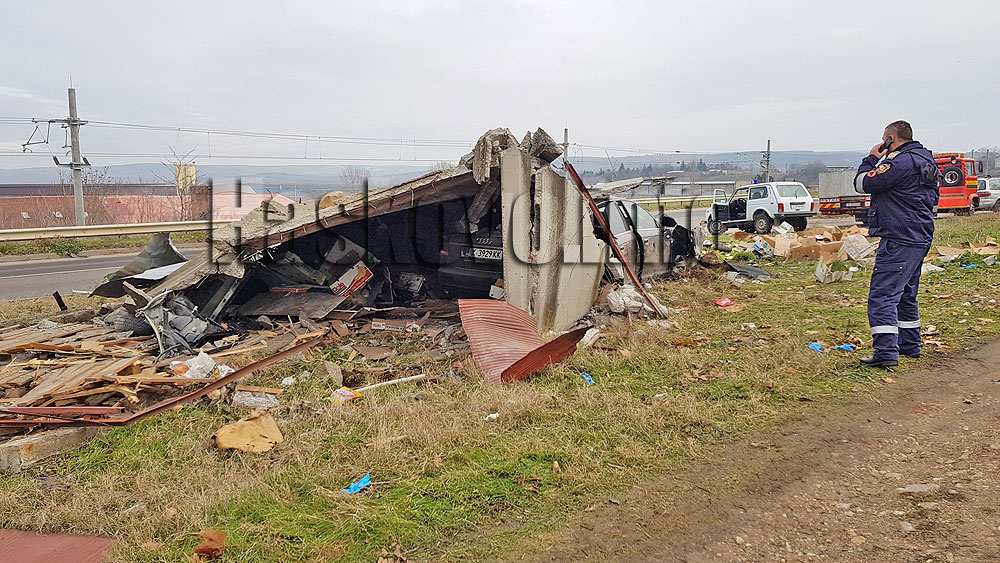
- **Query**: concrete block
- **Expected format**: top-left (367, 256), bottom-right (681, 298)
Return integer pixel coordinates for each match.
top-left (501, 147), bottom-right (606, 335)
top-left (0, 427), bottom-right (103, 473)
top-left (501, 147), bottom-right (534, 312)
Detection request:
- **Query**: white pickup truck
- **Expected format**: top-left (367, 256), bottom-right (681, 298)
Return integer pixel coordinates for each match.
top-left (706, 181), bottom-right (816, 234)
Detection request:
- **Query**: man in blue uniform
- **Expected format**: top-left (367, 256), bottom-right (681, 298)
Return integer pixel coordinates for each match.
top-left (854, 120), bottom-right (939, 367)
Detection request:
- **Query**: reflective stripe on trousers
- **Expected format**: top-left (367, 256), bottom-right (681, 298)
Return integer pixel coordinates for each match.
top-left (867, 239), bottom-right (930, 360)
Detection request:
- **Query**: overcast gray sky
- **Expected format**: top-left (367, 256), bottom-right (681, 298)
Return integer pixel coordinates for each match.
top-left (1, 0), bottom-right (997, 169)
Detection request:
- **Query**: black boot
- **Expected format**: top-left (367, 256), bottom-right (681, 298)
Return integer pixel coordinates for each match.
top-left (860, 356), bottom-right (898, 368)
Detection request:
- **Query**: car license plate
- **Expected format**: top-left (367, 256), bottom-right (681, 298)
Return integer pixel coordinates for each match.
top-left (463, 248), bottom-right (502, 261)
top-left (845, 202), bottom-right (861, 207)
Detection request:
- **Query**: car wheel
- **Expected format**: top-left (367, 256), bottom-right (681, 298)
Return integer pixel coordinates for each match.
top-left (707, 219), bottom-right (722, 235)
top-left (790, 217), bottom-right (808, 231)
top-left (993, 201), bottom-right (1000, 213)
top-left (108, 309), bottom-right (153, 336)
top-left (753, 212), bottom-right (773, 234)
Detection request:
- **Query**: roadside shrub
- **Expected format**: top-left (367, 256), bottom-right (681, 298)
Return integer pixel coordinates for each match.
top-left (46, 240), bottom-right (86, 256)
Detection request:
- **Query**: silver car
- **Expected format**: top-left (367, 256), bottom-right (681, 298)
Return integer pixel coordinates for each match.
top-left (976, 177), bottom-right (1000, 212)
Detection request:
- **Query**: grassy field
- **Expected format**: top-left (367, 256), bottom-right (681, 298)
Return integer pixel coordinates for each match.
top-left (0, 294), bottom-right (113, 325)
top-left (641, 197), bottom-right (714, 211)
top-left (1, 215), bottom-right (998, 562)
top-left (0, 231), bottom-right (206, 256)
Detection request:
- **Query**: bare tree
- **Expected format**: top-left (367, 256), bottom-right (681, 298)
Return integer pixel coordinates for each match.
top-left (340, 165), bottom-right (370, 192)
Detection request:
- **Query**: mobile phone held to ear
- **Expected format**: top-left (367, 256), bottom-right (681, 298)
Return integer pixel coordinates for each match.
top-left (879, 137), bottom-right (893, 153)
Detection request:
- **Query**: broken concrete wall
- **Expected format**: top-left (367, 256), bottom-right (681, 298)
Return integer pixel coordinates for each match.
top-left (501, 147), bottom-right (605, 334)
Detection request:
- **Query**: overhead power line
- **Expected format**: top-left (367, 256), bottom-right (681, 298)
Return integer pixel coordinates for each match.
top-left (78, 119), bottom-right (474, 148)
top-left (0, 150), bottom-right (445, 163)
top-left (2, 112), bottom-right (777, 164)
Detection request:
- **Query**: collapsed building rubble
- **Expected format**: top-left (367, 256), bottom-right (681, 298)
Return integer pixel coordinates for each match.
top-left (93, 126), bottom-right (694, 354)
top-left (1, 127), bottom-right (696, 441)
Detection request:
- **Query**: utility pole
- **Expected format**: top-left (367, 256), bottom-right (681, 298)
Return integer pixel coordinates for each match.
top-left (761, 139), bottom-right (772, 182)
top-left (562, 127), bottom-right (569, 161)
top-left (28, 88), bottom-right (90, 225)
top-left (67, 88), bottom-right (86, 225)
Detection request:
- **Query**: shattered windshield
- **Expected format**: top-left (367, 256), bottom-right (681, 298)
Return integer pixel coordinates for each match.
top-left (624, 202), bottom-right (659, 230)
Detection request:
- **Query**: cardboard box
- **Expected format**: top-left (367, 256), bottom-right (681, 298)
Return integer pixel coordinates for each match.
top-left (816, 240), bottom-right (847, 263)
top-left (799, 227), bottom-right (829, 238)
top-left (789, 239), bottom-right (817, 260)
top-left (329, 261), bottom-right (373, 296)
top-left (762, 235), bottom-right (793, 258)
top-left (841, 225), bottom-right (869, 237)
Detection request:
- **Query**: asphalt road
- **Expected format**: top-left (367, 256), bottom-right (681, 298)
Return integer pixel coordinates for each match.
top-left (0, 254), bottom-right (134, 300)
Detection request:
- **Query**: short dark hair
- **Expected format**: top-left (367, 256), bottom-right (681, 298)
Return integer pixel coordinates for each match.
top-left (885, 120), bottom-right (913, 141)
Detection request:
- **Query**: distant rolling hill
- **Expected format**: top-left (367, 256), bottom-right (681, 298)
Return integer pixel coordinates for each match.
top-left (0, 151), bottom-right (868, 189)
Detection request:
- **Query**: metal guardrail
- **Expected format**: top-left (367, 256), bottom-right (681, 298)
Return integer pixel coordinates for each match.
top-left (0, 220), bottom-right (234, 242)
top-left (631, 196), bottom-right (716, 205)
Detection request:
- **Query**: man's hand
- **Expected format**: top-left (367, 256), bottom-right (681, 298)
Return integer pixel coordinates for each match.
top-left (870, 142), bottom-right (888, 158)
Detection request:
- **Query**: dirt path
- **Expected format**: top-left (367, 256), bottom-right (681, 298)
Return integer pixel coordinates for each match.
top-left (506, 339), bottom-right (1000, 562)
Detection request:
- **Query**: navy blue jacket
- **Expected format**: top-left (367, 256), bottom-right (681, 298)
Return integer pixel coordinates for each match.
top-left (855, 140), bottom-right (939, 246)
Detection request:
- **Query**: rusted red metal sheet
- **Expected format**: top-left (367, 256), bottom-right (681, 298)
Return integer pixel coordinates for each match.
top-left (0, 335), bottom-right (326, 427)
top-left (459, 299), bottom-right (589, 385)
top-left (0, 406), bottom-right (124, 416)
top-left (501, 326), bottom-right (591, 383)
top-left (0, 529), bottom-right (115, 563)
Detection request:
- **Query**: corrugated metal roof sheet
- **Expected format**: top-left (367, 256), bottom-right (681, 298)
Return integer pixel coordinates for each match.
top-left (501, 326), bottom-right (590, 383)
top-left (459, 299), bottom-right (589, 385)
top-left (0, 529), bottom-right (115, 563)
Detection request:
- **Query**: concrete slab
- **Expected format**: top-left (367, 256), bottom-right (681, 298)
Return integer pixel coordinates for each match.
top-left (501, 147), bottom-right (534, 313)
top-left (501, 148), bottom-right (605, 334)
top-left (0, 427), bottom-right (103, 473)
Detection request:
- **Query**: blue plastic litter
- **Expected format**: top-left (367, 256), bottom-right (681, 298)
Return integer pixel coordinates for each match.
top-left (834, 344), bottom-right (856, 352)
top-left (808, 342), bottom-right (823, 353)
top-left (580, 371), bottom-right (595, 385)
top-left (342, 473), bottom-right (372, 494)
top-left (962, 264), bottom-right (976, 270)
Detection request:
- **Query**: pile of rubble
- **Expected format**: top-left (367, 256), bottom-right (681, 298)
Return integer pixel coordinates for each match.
top-left (1, 126), bottom-right (687, 437)
top-left (0, 312), bottom-right (310, 419)
top-left (83, 125), bottom-right (654, 357)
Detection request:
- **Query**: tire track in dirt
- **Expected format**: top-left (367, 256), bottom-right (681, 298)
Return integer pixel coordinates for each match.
top-left (506, 339), bottom-right (1000, 562)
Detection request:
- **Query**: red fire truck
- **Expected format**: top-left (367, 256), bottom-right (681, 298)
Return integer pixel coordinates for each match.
top-left (819, 153), bottom-right (983, 223)
top-left (933, 153), bottom-right (981, 215)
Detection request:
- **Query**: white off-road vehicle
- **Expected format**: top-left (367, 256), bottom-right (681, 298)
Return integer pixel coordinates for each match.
top-left (706, 181), bottom-right (816, 235)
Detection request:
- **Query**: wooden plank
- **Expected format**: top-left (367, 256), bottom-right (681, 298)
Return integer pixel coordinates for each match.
top-left (47, 385), bottom-right (120, 402)
top-left (12, 357), bottom-right (139, 407)
top-left (293, 330), bottom-right (327, 343)
top-left (103, 376), bottom-right (214, 385)
top-left (210, 343), bottom-right (268, 359)
top-left (9, 343), bottom-right (75, 353)
top-left (49, 327), bottom-right (116, 346)
top-left (0, 324), bottom-right (94, 354)
top-left (234, 384), bottom-right (284, 395)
